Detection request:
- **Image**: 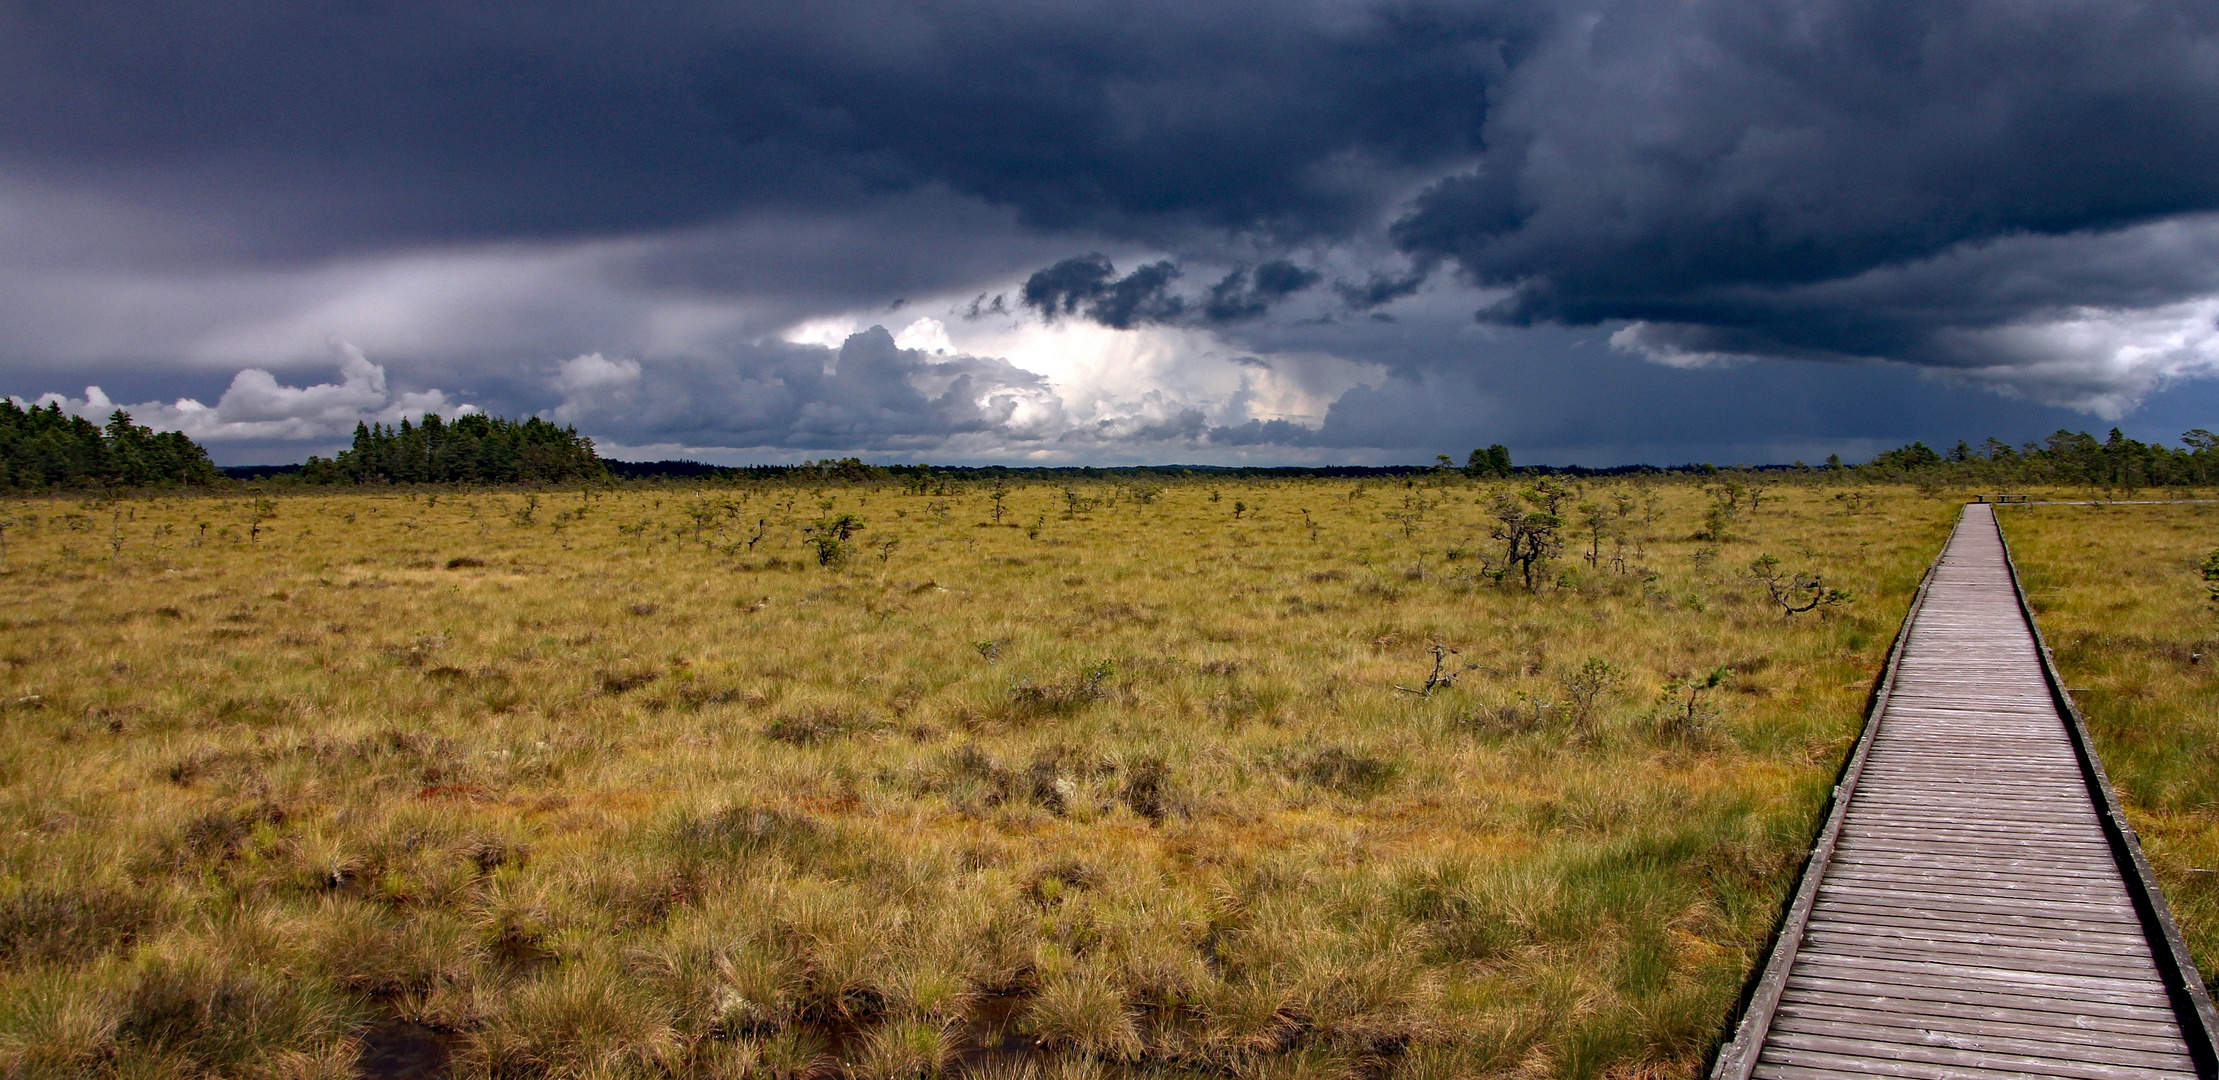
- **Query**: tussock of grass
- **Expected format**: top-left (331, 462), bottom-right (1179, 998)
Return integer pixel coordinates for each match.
top-left (0, 476), bottom-right (1981, 1077)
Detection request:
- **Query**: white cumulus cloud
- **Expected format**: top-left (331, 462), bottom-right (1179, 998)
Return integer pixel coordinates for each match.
top-left (13, 340), bottom-right (475, 442)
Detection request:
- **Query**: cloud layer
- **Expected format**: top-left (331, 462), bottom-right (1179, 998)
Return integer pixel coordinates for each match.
top-left (4, 0), bottom-right (2219, 463)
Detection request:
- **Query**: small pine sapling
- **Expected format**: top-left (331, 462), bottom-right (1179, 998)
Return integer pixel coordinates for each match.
top-left (1560, 657), bottom-right (1626, 728)
top-left (1658, 666), bottom-right (1734, 741)
top-left (805, 513), bottom-right (866, 566)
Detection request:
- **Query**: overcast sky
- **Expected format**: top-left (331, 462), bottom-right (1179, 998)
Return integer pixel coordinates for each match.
top-left (7, 0), bottom-right (2219, 466)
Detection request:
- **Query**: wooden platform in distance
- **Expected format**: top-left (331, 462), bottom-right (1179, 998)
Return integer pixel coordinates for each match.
top-left (1713, 503), bottom-right (2219, 1080)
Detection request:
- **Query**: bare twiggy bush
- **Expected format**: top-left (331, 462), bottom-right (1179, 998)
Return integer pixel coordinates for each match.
top-left (1748, 553), bottom-right (1852, 617)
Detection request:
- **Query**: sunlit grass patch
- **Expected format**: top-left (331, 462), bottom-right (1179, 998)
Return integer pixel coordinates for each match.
top-left (0, 475), bottom-right (1969, 1077)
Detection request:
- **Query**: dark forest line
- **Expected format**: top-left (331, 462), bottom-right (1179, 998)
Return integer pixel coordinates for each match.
top-left (6, 398), bottom-right (2217, 491)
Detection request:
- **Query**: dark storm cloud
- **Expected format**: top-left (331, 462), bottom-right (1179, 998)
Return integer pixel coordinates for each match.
top-left (1390, 0), bottom-right (2219, 362)
top-left (13, 0), bottom-right (2217, 346)
top-left (1019, 256), bottom-right (1324, 327)
top-left (988, 0), bottom-right (2219, 385)
top-left (1333, 265), bottom-right (1437, 312)
top-left (0, 0), bottom-right (1533, 265)
top-left (1204, 262), bottom-right (1326, 323)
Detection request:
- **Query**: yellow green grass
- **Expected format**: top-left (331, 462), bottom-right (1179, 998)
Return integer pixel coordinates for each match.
top-left (0, 477), bottom-right (1964, 1079)
top-left (2001, 502), bottom-right (2219, 996)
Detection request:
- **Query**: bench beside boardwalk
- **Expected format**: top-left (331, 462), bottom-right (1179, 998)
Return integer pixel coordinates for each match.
top-left (1713, 503), bottom-right (2219, 1080)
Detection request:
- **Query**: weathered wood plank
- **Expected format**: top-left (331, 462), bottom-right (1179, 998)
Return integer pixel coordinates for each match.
top-left (1761, 1033), bottom-right (2196, 1080)
top-left (1829, 849), bottom-right (2119, 877)
top-left (1783, 972), bottom-right (2184, 1025)
top-left (1819, 856), bottom-right (2125, 882)
top-left (1780, 987), bottom-right (2185, 1039)
top-left (1789, 953), bottom-right (2174, 1008)
top-left (1774, 1001), bottom-right (2190, 1056)
top-left (1804, 923), bottom-right (2158, 964)
top-left (1811, 898), bottom-right (2148, 936)
top-left (1797, 935), bottom-right (2161, 981)
top-left (1809, 911), bottom-right (2152, 952)
top-left (1768, 1012), bottom-right (2193, 1070)
top-left (1817, 870), bottom-right (2128, 904)
top-left (1815, 882), bottom-right (2137, 917)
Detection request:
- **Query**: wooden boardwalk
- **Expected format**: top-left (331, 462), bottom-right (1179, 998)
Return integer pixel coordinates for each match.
top-left (1714, 503), bottom-right (2219, 1080)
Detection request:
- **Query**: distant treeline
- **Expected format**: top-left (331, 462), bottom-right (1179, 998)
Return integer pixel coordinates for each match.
top-left (10, 399), bottom-right (2212, 492)
top-left (299, 414), bottom-right (607, 485)
top-left (0, 401), bottom-right (220, 489)
top-left (1864, 428), bottom-right (2219, 488)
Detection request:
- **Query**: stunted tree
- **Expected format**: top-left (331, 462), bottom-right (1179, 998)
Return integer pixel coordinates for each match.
top-left (1490, 478), bottom-right (1570, 591)
top-left (806, 513), bottom-right (867, 566)
top-left (1750, 554), bottom-right (1851, 617)
top-left (1577, 499), bottom-right (1618, 569)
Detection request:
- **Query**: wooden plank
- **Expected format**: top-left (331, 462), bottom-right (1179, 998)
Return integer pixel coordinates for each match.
top-left (1811, 910), bottom-right (2152, 952)
top-left (1798, 934), bottom-right (2162, 981)
top-left (1768, 1012), bottom-right (2194, 1070)
top-left (1815, 882), bottom-right (2137, 918)
top-left (1831, 834), bottom-right (2123, 861)
top-left (1845, 793), bottom-right (2096, 810)
top-left (1830, 848), bottom-right (2120, 876)
top-left (1784, 972), bottom-right (2183, 1025)
top-left (1758, 1043), bottom-right (2194, 1080)
top-left (1836, 819), bottom-right (2105, 840)
top-left (1781, 987), bottom-right (2185, 1039)
top-left (1826, 856), bottom-right (2127, 886)
top-left (1836, 825), bottom-right (2111, 846)
top-left (1847, 784), bottom-right (2098, 802)
top-left (1792, 942), bottom-right (2174, 1006)
top-left (1752, 1063), bottom-right (2009, 1080)
top-left (1833, 831), bottom-right (2120, 857)
top-left (1835, 820), bottom-right (2108, 841)
top-left (1760, 1033), bottom-right (2196, 1080)
top-left (1813, 898), bottom-right (2150, 937)
top-left (1805, 922), bottom-right (2158, 965)
top-left (1845, 785), bottom-right (2098, 803)
top-left (1819, 870), bottom-right (2129, 904)
top-left (1840, 805), bottom-right (2099, 825)
top-left (1849, 767), bottom-right (2090, 785)
top-left (1774, 1001), bottom-right (2190, 1055)
top-left (1849, 767), bottom-right (2091, 787)
top-left (1815, 889), bottom-right (2135, 922)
